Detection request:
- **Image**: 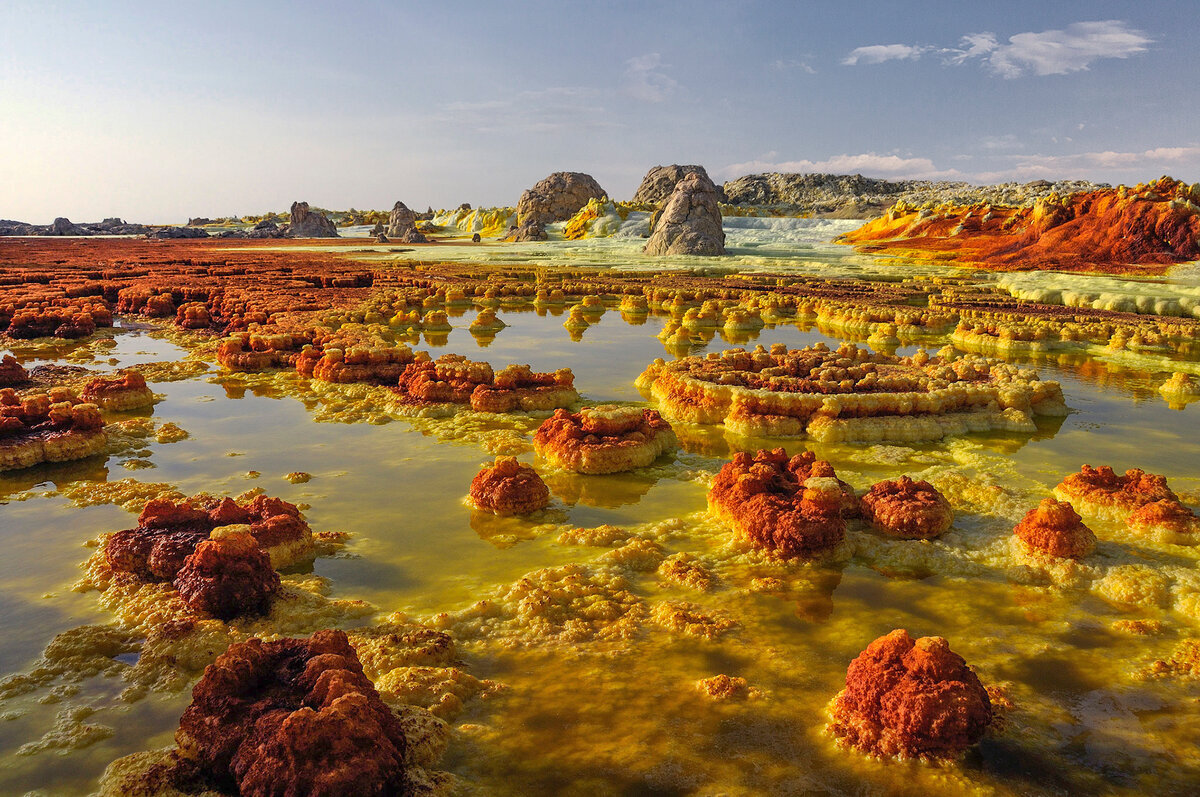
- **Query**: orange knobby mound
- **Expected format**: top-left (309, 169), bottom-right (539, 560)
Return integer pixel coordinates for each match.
top-left (170, 630), bottom-right (409, 796)
top-left (1127, 499), bottom-right (1200, 545)
top-left (395, 355), bottom-right (578, 413)
top-left (708, 448), bottom-right (851, 558)
top-left (174, 530), bottom-right (280, 621)
top-left (839, 177), bottom-right (1200, 274)
top-left (469, 456), bottom-right (550, 515)
top-left (828, 629), bottom-right (993, 759)
top-left (533, 405), bottom-right (677, 474)
top-left (81, 369), bottom-right (155, 411)
top-left (0, 387), bottom-right (105, 471)
top-left (1054, 464), bottom-right (1177, 522)
top-left (1013, 498), bottom-right (1096, 559)
top-left (860, 476), bottom-right (953, 539)
top-left (0, 355), bottom-right (28, 386)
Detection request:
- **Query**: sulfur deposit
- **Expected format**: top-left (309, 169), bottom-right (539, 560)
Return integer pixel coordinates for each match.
top-left (860, 477), bottom-right (954, 539)
top-left (533, 405), bottom-right (677, 474)
top-left (469, 456), bottom-right (551, 515)
top-left (0, 387), bottom-right (105, 471)
top-left (1012, 498), bottom-right (1097, 559)
top-left (828, 629), bottom-right (993, 759)
top-left (708, 448), bottom-right (850, 558)
top-left (638, 342), bottom-right (1067, 443)
top-left (839, 177), bottom-right (1200, 274)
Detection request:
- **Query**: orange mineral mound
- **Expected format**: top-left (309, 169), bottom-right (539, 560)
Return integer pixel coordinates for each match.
top-left (828, 629), bottom-right (993, 759)
top-left (860, 476), bottom-right (953, 539)
top-left (167, 630), bottom-right (410, 795)
top-left (533, 405), bottom-right (677, 474)
top-left (469, 456), bottom-right (551, 515)
top-left (839, 177), bottom-right (1200, 274)
top-left (80, 369), bottom-right (155, 411)
top-left (1127, 499), bottom-right (1200, 545)
top-left (708, 448), bottom-right (850, 558)
top-left (1013, 498), bottom-right (1097, 559)
top-left (0, 387), bottom-right (105, 471)
top-left (1053, 464), bottom-right (1177, 522)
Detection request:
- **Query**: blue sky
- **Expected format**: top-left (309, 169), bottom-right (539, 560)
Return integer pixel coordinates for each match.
top-left (2, 0), bottom-right (1197, 222)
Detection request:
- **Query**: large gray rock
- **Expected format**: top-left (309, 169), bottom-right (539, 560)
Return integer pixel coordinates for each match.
top-left (384, 201), bottom-right (426, 242)
top-left (504, 219), bottom-right (548, 242)
top-left (643, 172), bottom-right (726, 256)
top-left (285, 201), bottom-right (338, 238)
top-left (147, 226), bottom-right (210, 239)
top-left (517, 172), bottom-right (606, 226)
top-left (48, 217), bottom-right (89, 236)
top-left (633, 165), bottom-right (724, 204)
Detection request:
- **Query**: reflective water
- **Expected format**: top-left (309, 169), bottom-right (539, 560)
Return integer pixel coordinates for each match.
top-left (1, 299), bottom-right (1198, 795)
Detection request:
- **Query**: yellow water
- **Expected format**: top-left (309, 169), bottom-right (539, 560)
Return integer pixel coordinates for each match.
top-left (1, 295), bottom-right (1199, 794)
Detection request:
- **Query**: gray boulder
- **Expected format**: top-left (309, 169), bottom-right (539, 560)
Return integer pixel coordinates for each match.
top-left (147, 226), bottom-right (210, 239)
top-left (633, 165), bottom-right (724, 204)
top-left (285, 201), bottom-right (338, 238)
top-left (643, 172), bottom-right (726, 256)
top-left (517, 172), bottom-right (606, 226)
top-left (385, 201), bottom-right (426, 242)
top-left (48, 217), bottom-right (89, 236)
top-left (505, 219), bottom-right (547, 242)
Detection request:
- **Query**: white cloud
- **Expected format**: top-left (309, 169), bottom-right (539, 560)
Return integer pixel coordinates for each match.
top-left (974, 146), bottom-right (1200, 181)
top-left (719, 153), bottom-right (964, 181)
top-left (848, 20), bottom-right (1151, 77)
top-left (771, 58), bottom-right (816, 74)
top-left (976, 20), bottom-right (1152, 77)
top-left (623, 53), bottom-right (677, 102)
top-left (841, 44), bottom-right (928, 66)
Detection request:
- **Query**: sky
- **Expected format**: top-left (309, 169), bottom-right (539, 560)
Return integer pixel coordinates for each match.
top-left (2, 0), bottom-right (1198, 223)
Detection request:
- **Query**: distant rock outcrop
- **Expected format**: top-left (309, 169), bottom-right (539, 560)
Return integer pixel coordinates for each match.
top-left (838, 176), bottom-right (1200, 274)
top-left (517, 172), bottom-right (606, 226)
top-left (48, 217), bottom-right (89, 236)
top-left (722, 172), bottom-right (1105, 218)
top-left (384, 201), bottom-right (427, 242)
top-left (505, 219), bottom-right (548, 242)
top-left (147, 226), bottom-right (210, 239)
top-left (285, 202), bottom-right (338, 238)
top-left (633, 165), bottom-right (724, 205)
top-left (643, 172), bottom-right (726, 256)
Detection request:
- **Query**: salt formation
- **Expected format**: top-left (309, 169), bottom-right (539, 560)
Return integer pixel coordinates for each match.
top-left (469, 456), bottom-right (551, 515)
top-left (533, 405), bottom-right (677, 474)
top-left (285, 201), bottom-right (339, 238)
top-left (384, 200), bottom-right (428, 243)
top-left (860, 477), bottom-right (954, 539)
top-left (643, 171), bottom-right (726, 256)
top-left (828, 629), bottom-right (993, 759)
top-left (0, 388), bottom-right (105, 471)
top-left (80, 370), bottom-right (155, 411)
top-left (632, 164), bottom-right (721, 204)
top-left (516, 171), bottom-right (607, 226)
top-left (708, 449), bottom-right (852, 558)
top-left (1012, 498), bottom-right (1097, 559)
top-left (637, 343), bottom-right (1067, 443)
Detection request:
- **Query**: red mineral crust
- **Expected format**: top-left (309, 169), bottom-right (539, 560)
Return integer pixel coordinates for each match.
top-left (1013, 498), bottom-right (1097, 559)
top-left (174, 531), bottom-right (280, 620)
top-left (839, 177), bottom-right (1200, 274)
top-left (171, 630), bottom-right (409, 796)
top-left (533, 405), bottom-right (677, 474)
top-left (80, 370), bottom-right (155, 411)
top-left (0, 355), bottom-right (28, 386)
top-left (104, 494), bottom-right (313, 583)
top-left (0, 387), bottom-right (106, 471)
top-left (708, 448), bottom-right (850, 557)
top-left (860, 476), bottom-right (954, 539)
top-left (394, 354), bottom-right (579, 412)
top-left (828, 629), bottom-right (993, 759)
top-left (1127, 499), bottom-right (1200, 543)
top-left (469, 456), bottom-right (551, 515)
top-left (1054, 464), bottom-right (1177, 520)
